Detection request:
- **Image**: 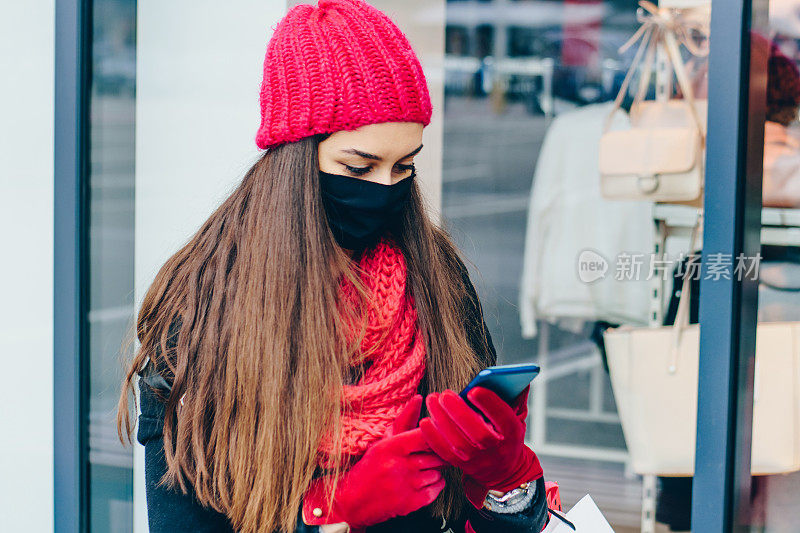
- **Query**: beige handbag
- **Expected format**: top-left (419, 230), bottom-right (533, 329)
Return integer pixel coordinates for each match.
top-left (603, 213), bottom-right (800, 475)
top-left (599, 1), bottom-right (707, 206)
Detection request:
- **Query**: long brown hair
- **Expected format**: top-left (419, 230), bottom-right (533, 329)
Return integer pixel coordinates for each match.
top-left (116, 134), bottom-right (490, 532)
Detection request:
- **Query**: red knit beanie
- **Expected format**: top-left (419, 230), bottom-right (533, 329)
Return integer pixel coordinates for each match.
top-left (255, 0), bottom-right (433, 150)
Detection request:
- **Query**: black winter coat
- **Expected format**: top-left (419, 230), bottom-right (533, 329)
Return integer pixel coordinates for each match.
top-left (136, 259), bottom-right (548, 532)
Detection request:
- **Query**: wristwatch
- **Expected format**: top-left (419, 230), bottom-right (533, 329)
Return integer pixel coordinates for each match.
top-left (482, 480), bottom-right (537, 514)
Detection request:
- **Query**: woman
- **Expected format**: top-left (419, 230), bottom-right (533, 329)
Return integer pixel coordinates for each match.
top-left (116, 1), bottom-right (549, 531)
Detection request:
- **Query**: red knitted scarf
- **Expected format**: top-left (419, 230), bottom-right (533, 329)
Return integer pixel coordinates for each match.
top-left (316, 237), bottom-right (427, 469)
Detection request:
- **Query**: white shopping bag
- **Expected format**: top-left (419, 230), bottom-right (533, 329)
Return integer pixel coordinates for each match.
top-left (541, 495), bottom-right (614, 533)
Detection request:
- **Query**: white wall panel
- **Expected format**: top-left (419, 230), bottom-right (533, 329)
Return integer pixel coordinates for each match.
top-left (0, 0), bottom-right (56, 530)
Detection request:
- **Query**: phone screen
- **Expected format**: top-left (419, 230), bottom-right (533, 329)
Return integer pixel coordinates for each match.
top-left (459, 363), bottom-right (540, 404)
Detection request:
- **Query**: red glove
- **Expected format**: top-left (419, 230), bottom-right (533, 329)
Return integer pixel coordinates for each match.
top-left (419, 386), bottom-right (543, 508)
top-left (302, 394), bottom-right (447, 528)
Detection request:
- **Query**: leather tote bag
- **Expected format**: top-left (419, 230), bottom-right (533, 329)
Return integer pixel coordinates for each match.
top-left (599, 1), bottom-right (707, 206)
top-left (603, 213), bottom-right (800, 475)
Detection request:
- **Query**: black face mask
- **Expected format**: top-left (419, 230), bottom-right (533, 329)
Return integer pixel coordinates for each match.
top-left (319, 169), bottom-right (414, 251)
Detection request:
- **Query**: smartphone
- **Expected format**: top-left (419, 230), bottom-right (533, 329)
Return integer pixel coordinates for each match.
top-left (459, 363), bottom-right (541, 404)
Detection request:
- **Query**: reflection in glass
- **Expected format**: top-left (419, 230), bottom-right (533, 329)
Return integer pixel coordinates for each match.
top-left (88, 0), bottom-right (136, 530)
top-left (750, 2), bottom-right (800, 528)
top-left (762, 40), bottom-right (800, 208)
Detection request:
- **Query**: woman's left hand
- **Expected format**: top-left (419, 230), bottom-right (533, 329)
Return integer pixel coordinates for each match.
top-left (419, 386), bottom-right (543, 508)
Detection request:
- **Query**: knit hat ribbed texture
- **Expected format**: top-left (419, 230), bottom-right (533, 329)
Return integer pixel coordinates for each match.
top-left (255, 0), bottom-right (433, 150)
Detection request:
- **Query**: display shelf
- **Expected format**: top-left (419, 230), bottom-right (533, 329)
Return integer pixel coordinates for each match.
top-left (653, 203), bottom-right (800, 231)
top-left (529, 324), bottom-right (628, 464)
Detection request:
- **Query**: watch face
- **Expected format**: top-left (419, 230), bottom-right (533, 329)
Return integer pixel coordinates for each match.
top-left (490, 487), bottom-right (525, 503)
top-left (484, 482), bottom-right (537, 514)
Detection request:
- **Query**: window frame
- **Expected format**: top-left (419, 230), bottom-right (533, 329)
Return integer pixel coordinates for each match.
top-left (692, 0), bottom-right (768, 530)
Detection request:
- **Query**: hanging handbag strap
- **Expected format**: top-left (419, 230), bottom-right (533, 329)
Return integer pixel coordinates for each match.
top-left (603, 0), bottom-right (708, 141)
top-left (661, 23), bottom-right (705, 141)
top-left (669, 209), bottom-right (703, 373)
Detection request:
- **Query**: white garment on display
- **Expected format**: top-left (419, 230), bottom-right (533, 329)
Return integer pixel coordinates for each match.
top-left (519, 102), bottom-right (654, 338)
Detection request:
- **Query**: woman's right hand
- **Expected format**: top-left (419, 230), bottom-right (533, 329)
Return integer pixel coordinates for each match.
top-left (302, 394), bottom-right (447, 528)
